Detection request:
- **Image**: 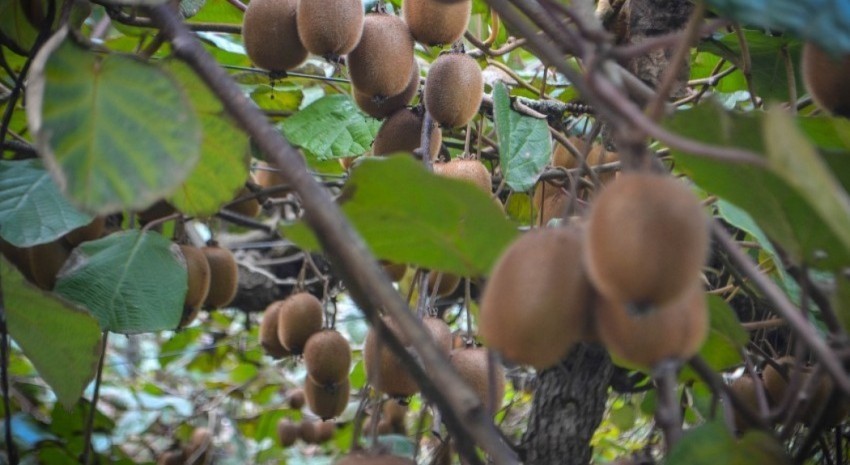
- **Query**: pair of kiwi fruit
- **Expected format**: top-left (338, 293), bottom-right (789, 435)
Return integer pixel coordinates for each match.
top-left (259, 292), bottom-right (324, 358)
top-left (303, 329), bottom-right (353, 419)
top-left (277, 418), bottom-right (336, 447)
top-left (802, 43), bottom-right (850, 118)
top-left (402, 0), bottom-right (471, 46)
top-left (178, 244), bottom-right (239, 327)
top-left (424, 52), bottom-right (484, 128)
top-left (372, 107), bottom-right (442, 159)
top-left (158, 427), bottom-right (213, 465)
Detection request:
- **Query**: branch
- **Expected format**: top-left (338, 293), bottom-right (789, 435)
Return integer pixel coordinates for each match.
top-left (145, 6), bottom-right (518, 464)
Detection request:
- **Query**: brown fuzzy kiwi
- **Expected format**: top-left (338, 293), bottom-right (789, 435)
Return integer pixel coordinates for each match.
top-left (225, 186), bottom-right (261, 218)
top-left (552, 138), bottom-right (582, 170)
top-left (584, 172), bottom-right (709, 308)
top-left (277, 418), bottom-right (300, 447)
top-left (178, 245), bottom-right (212, 326)
top-left (287, 388), bottom-right (306, 410)
top-left (479, 227), bottom-right (595, 370)
top-left (253, 161), bottom-right (287, 193)
top-left (552, 139), bottom-right (618, 183)
top-left (426, 271), bottom-right (461, 297)
top-left (532, 181), bottom-right (569, 226)
top-left (64, 216), bottom-right (105, 246)
top-left (802, 43), bottom-right (850, 118)
top-left (304, 329), bottom-right (352, 384)
top-left (432, 158), bottom-right (492, 193)
top-left (449, 347), bottom-right (505, 414)
top-left (157, 450), bottom-right (186, 465)
top-left (259, 301), bottom-right (291, 358)
top-left (304, 376), bottom-right (350, 420)
top-left (26, 240), bottom-right (71, 290)
top-left (729, 374), bottom-right (761, 432)
top-left (424, 53), bottom-right (483, 128)
top-left (423, 316), bottom-right (452, 354)
top-left (363, 316), bottom-right (420, 397)
top-left (347, 14), bottom-right (416, 98)
top-left (403, 0), bottom-right (471, 46)
top-left (381, 261), bottom-right (408, 282)
top-left (1, 239), bottom-right (37, 283)
top-left (595, 282), bottom-right (708, 370)
top-left (242, 0), bottom-right (308, 72)
top-left (277, 292), bottom-right (324, 353)
top-left (336, 452), bottom-right (415, 465)
top-left (762, 356), bottom-right (794, 408)
top-left (354, 62), bottom-right (420, 119)
top-left (761, 357), bottom-right (846, 426)
top-left (382, 399), bottom-right (408, 433)
top-left (300, 419), bottom-right (336, 444)
top-left (185, 427), bottom-right (213, 465)
top-left (296, 0), bottom-right (364, 56)
top-left (372, 108), bottom-right (441, 159)
top-left (138, 200), bottom-right (176, 226)
top-left (201, 245), bottom-right (239, 308)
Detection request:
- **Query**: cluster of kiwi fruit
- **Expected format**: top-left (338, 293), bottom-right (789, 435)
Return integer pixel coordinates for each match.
top-left (801, 43), bottom-right (850, 118)
top-left (177, 242), bottom-right (239, 327)
top-left (157, 427), bottom-right (214, 465)
top-left (480, 171), bottom-right (710, 371)
top-left (259, 292), bottom-right (352, 419)
top-left (277, 417), bottom-right (336, 447)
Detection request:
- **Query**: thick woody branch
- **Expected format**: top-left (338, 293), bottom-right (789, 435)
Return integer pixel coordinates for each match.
top-left (146, 5), bottom-right (518, 464)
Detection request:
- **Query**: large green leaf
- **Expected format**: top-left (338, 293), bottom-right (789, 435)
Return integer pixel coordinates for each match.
top-left (0, 0), bottom-right (40, 54)
top-left (493, 82), bottom-right (551, 192)
top-left (797, 116), bottom-right (850, 192)
top-left (666, 421), bottom-right (790, 465)
top-left (0, 159), bottom-right (92, 247)
top-left (665, 103), bottom-right (850, 271)
top-left (280, 95), bottom-right (381, 160)
top-left (164, 61), bottom-right (250, 216)
top-left (282, 156), bottom-right (518, 276)
top-left (26, 30), bottom-right (201, 214)
top-left (54, 230), bottom-right (186, 333)
top-left (2, 257), bottom-right (102, 407)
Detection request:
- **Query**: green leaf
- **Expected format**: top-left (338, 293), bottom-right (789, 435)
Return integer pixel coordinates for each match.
top-left (0, 0), bottom-right (40, 54)
top-left (666, 103), bottom-right (850, 270)
top-left (493, 82), bottom-right (551, 192)
top-left (54, 230), bottom-right (186, 333)
top-left (189, 0), bottom-right (244, 24)
top-left (666, 421), bottom-right (790, 465)
top-left (0, 159), bottom-right (93, 247)
top-left (281, 95), bottom-right (381, 160)
top-left (282, 156), bottom-right (518, 276)
top-left (797, 116), bottom-right (850, 192)
top-left (26, 31), bottom-right (201, 214)
top-left (2, 257), bottom-right (102, 407)
top-left (164, 61), bottom-right (250, 216)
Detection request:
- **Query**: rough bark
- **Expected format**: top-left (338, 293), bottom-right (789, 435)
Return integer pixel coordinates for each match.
top-left (521, 343), bottom-right (614, 465)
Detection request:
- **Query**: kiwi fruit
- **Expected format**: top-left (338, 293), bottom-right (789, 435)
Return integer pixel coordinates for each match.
top-left (403, 0), bottom-right (471, 46)
top-left (137, 200), bottom-right (176, 226)
top-left (532, 181), bottom-right (569, 226)
top-left (584, 172), bottom-right (709, 308)
top-left (449, 347), bottom-right (505, 414)
top-left (363, 316), bottom-right (420, 397)
top-left (277, 292), bottom-right (324, 353)
top-left (381, 261), bottom-right (408, 282)
top-left (242, 0), bottom-right (308, 72)
top-left (304, 329), bottom-right (352, 384)
top-left (300, 419), bottom-right (336, 444)
top-left (761, 357), bottom-right (846, 426)
top-left (253, 161), bottom-right (287, 193)
top-left (552, 138), bottom-right (582, 170)
top-left (201, 245), bottom-right (239, 309)
top-left (304, 376), bottom-right (350, 420)
top-left (348, 14), bottom-right (416, 98)
top-left (372, 108), bottom-right (442, 159)
top-left (729, 374), bottom-right (761, 432)
top-left (595, 282), bottom-right (708, 370)
top-left (479, 227), bottom-right (595, 370)
top-left (225, 186), bottom-right (261, 218)
top-left (1, 239), bottom-right (37, 283)
top-left (156, 450), bottom-right (185, 465)
top-left (296, 0), bottom-right (364, 56)
top-left (423, 316), bottom-right (452, 354)
top-left (424, 53), bottom-right (483, 128)
top-left (259, 301), bottom-right (291, 358)
top-left (382, 399), bottom-right (408, 433)
top-left (432, 158), bottom-right (492, 193)
top-left (287, 387), bottom-right (306, 410)
top-left (354, 62), bottom-right (420, 119)
top-left (802, 43), bottom-right (850, 118)
top-left (185, 427), bottom-right (213, 465)
top-left (26, 240), bottom-right (71, 290)
top-left (336, 453), bottom-right (415, 465)
top-left (178, 245), bottom-right (212, 326)
top-left (64, 216), bottom-right (105, 246)
top-left (277, 418), bottom-right (300, 447)
top-left (426, 271), bottom-right (461, 297)
top-left (552, 139), bottom-right (618, 183)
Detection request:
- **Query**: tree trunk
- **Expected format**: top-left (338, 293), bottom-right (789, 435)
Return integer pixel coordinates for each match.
top-left (520, 343), bottom-right (613, 465)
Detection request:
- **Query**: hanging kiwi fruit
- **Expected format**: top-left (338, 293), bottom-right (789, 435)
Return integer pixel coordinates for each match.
top-left (300, 419), bottom-right (336, 444)
top-left (479, 227), bottom-right (596, 370)
top-left (372, 107), bottom-right (442, 159)
top-left (380, 260), bottom-right (408, 282)
top-left (303, 329), bottom-right (352, 385)
top-left (242, 0), bottom-right (308, 73)
top-left (423, 316), bottom-right (452, 354)
top-left (296, 0), bottom-right (364, 56)
top-left (347, 14), bottom-right (416, 98)
top-left (26, 239), bottom-right (71, 291)
top-left (432, 157), bottom-right (492, 193)
top-left (178, 245), bottom-right (212, 327)
top-left (403, 0), bottom-right (471, 46)
top-left (201, 245), bottom-right (239, 309)
top-left (277, 418), bottom-right (300, 447)
top-left (802, 43), bottom-right (850, 118)
top-left (259, 301), bottom-right (291, 358)
top-left (363, 316), bottom-right (420, 397)
top-left (304, 376), bottom-right (350, 420)
top-left (276, 292), bottom-right (324, 354)
top-left (729, 374), bottom-right (762, 433)
top-left (63, 216), bottom-right (106, 247)
top-left (424, 52), bottom-right (483, 128)
top-left (532, 180), bottom-right (570, 226)
top-left (425, 270), bottom-right (461, 298)
top-left (353, 61), bottom-right (420, 119)
top-left (584, 172), bottom-right (709, 309)
top-left (224, 186), bottom-right (261, 218)
top-left (449, 347), bottom-right (505, 414)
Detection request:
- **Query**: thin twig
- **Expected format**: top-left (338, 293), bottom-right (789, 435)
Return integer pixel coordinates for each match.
top-left (81, 332), bottom-right (109, 465)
